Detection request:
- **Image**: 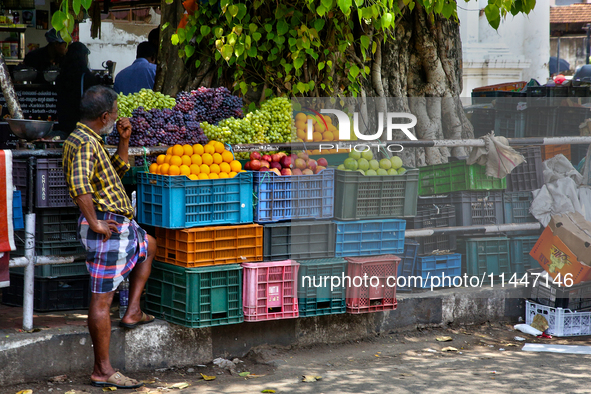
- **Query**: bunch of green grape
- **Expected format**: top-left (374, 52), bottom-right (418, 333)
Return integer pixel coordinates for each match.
top-left (117, 89), bottom-right (176, 118)
top-left (201, 97), bottom-right (295, 146)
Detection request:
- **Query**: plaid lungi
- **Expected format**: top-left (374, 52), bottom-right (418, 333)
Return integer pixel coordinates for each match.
top-left (78, 211), bottom-right (148, 293)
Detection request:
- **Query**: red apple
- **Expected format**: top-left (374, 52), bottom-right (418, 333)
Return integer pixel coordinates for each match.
top-left (262, 154), bottom-right (272, 162)
top-left (280, 156), bottom-right (292, 169)
top-left (270, 168), bottom-right (281, 176)
top-left (297, 151), bottom-right (309, 160)
top-left (244, 161), bottom-right (252, 171)
top-left (302, 169), bottom-right (314, 175)
top-left (317, 158), bottom-right (328, 167)
top-left (260, 160), bottom-right (270, 169)
top-left (250, 152), bottom-right (261, 161)
top-left (271, 153), bottom-right (281, 163)
top-left (281, 168), bottom-right (292, 176)
top-left (292, 168), bottom-right (303, 175)
top-left (307, 159), bottom-right (317, 172)
top-left (315, 165), bottom-right (326, 174)
top-left (259, 167), bottom-right (271, 172)
top-left (270, 161), bottom-right (282, 170)
top-left (250, 160), bottom-right (261, 171)
top-left (295, 158), bottom-right (307, 170)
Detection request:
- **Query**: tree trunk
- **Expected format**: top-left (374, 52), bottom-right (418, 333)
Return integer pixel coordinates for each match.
top-left (0, 54), bottom-right (23, 119)
top-left (155, 5), bottom-right (473, 166)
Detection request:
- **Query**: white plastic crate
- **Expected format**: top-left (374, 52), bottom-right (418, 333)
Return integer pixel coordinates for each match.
top-left (525, 300), bottom-right (591, 337)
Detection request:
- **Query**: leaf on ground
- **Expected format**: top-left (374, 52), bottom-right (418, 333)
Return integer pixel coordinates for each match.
top-left (169, 382), bottom-right (190, 389)
top-left (246, 374), bottom-right (265, 379)
top-left (261, 390), bottom-right (276, 393)
top-left (17, 390), bottom-right (33, 394)
top-left (302, 375), bottom-right (322, 382)
top-left (441, 347), bottom-right (459, 352)
top-left (374, 354), bottom-right (380, 357)
top-left (400, 373), bottom-right (412, 376)
top-left (239, 372), bottom-right (251, 377)
top-left (141, 380), bottom-right (156, 384)
top-left (436, 336), bottom-right (453, 342)
top-left (200, 373), bottom-right (216, 381)
top-left (102, 388), bottom-right (117, 392)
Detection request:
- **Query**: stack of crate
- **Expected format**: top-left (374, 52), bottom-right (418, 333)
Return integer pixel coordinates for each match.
top-left (138, 167), bottom-right (256, 328)
top-left (418, 160), bottom-right (504, 284)
top-left (3, 158), bottom-right (90, 312)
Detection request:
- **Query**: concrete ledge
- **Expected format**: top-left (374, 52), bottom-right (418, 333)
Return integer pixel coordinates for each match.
top-left (0, 285), bottom-right (527, 386)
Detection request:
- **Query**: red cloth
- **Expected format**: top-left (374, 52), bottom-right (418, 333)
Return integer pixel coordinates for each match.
top-left (0, 252), bottom-right (9, 289)
top-left (0, 150), bottom-right (14, 289)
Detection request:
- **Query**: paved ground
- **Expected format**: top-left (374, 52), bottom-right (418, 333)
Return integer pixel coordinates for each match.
top-left (4, 322), bottom-right (591, 394)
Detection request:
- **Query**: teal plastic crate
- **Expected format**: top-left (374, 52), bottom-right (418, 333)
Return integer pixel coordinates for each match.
top-left (137, 171), bottom-right (253, 229)
top-left (457, 237), bottom-right (511, 278)
top-left (334, 168), bottom-right (419, 220)
top-left (334, 219), bottom-right (406, 257)
top-left (297, 258), bottom-right (347, 317)
top-left (418, 161), bottom-right (506, 196)
top-left (13, 190), bottom-right (23, 230)
top-left (509, 236), bottom-right (540, 276)
top-left (10, 260), bottom-right (88, 278)
top-left (145, 261), bottom-right (243, 328)
top-left (414, 253), bottom-right (462, 289)
top-left (503, 192), bottom-right (536, 224)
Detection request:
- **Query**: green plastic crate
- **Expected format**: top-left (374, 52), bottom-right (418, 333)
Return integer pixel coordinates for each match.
top-left (334, 168), bottom-right (419, 220)
top-left (418, 161), bottom-right (506, 196)
top-left (10, 260), bottom-right (88, 278)
top-left (297, 258), bottom-right (347, 317)
top-left (145, 261), bottom-right (243, 328)
top-left (457, 237), bottom-right (511, 278)
top-left (122, 166), bottom-right (142, 185)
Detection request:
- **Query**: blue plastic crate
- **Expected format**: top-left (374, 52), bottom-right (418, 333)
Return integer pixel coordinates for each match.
top-left (397, 241), bottom-right (419, 292)
top-left (12, 190), bottom-right (24, 230)
top-left (137, 172), bottom-right (253, 229)
top-left (414, 254), bottom-right (462, 289)
top-left (334, 219), bottom-right (406, 257)
top-left (253, 169), bottom-right (335, 223)
top-left (297, 258), bottom-right (347, 317)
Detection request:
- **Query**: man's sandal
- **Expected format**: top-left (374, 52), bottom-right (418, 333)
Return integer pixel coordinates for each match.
top-left (91, 372), bottom-right (143, 389)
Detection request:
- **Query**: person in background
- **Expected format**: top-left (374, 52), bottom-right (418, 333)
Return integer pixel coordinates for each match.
top-left (113, 42), bottom-right (157, 95)
top-left (23, 28), bottom-right (68, 83)
top-left (56, 42), bottom-right (101, 136)
top-left (148, 27), bottom-right (159, 50)
top-left (62, 85), bottom-right (157, 389)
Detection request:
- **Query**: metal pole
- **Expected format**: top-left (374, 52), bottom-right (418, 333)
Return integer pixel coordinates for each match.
top-left (22, 213), bottom-right (35, 331)
top-left (587, 24), bottom-right (590, 65)
top-left (556, 37), bottom-right (561, 77)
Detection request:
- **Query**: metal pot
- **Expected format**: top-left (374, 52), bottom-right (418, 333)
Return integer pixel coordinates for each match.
top-left (12, 67), bottom-right (37, 84)
top-left (44, 69), bottom-right (60, 83)
top-left (6, 119), bottom-right (54, 140)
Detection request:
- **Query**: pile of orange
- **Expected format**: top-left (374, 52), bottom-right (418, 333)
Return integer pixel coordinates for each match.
top-left (293, 112), bottom-right (342, 153)
top-left (149, 140), bottom-right (243, 180)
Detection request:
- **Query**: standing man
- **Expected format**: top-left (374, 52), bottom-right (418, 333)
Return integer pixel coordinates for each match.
top-left (23, 28), bottom-right (68, 84)
top-left (62, 85), bottom-right (157, 389)
top-left (113, 42), bottom-right (157, 95)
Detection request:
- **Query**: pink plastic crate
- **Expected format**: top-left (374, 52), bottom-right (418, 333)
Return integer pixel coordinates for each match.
top-left (345, 255), bottom-right (401, 314)
top-left (242, 260), bottom-right (300, 322)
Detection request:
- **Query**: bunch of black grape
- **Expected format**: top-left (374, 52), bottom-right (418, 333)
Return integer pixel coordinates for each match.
top-left (106, 106), bottom-right (209, 147)
top-left (173, 87), bottom-right (244, 124)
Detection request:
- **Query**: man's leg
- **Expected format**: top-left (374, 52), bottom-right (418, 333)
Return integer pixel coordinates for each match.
top-left (89, 291), bottom-right (116, 382)
top-left (121, 234), bottom-right (156, 324)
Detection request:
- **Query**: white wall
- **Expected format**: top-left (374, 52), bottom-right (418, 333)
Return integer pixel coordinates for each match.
top-left (79, 11), bottom-right (159, 78)
top-left (459, 0), bottom-right (550, 96)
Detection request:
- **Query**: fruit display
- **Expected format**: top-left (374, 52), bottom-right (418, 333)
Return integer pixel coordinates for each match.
top-left (337, 151), bottom-right (407, 176)
top-left (244, 151), bottom-right (328, 176)
top-left (293, 112), bottom-right (340, 142)
top-left (107, 87), bottom-right (244, 147)
top-left (201, 97), bottom-right (294, 159)
top-left (117, 89), bottom-right (176, 118)
top-left (148, 140), bottom-right (243, 180)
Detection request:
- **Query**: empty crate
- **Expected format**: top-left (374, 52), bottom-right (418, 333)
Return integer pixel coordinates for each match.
top-left (525, 300), bottom-right (591, 337)
top-left (457, 237), bottom-right (511, 277)
top-left (334, 219), bottom-right (405, 257)
top-left (13, 158), bottom-right (76, 209)
top-left (406, 205), bottom-right (457, 255)
top-left (504, 192), bottom-right (536, 224)
top-left (506, 146), bottom-right (543, 192)
top-left (527, 268), bottom-right (591, 311)
top-left (155, 224), bottom-right (263, 267)
top-left (263, 221), bottom-right (336, 261)
top-left (509, 235), bottom-right (540, 276)
top-left (345, 255), bottom-right (400, 314)
top-left (242, 260), bottom-right (299, 321)
top-left (145, 261), bottom-right (243, 328)
top-left (418, 161), bottom-right (506, 196)
top-left (418, 191), bottom-right (504, 226)
top-left (297, 258), bottom-right (347, 317)
top-left (397, 241), bottom-right (419, 292)
top-left (414, 253), bottom-right (462, 289)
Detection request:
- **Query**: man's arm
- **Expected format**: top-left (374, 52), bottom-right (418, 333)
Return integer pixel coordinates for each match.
top-left (115, 117), bottom-right (131, 164)
top-left (75, 194), bottom-right (119, 242)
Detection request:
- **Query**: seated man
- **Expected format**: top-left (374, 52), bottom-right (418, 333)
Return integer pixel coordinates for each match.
top-left (113, 41), bottom-right (157, 95)
top-left (62, 85), bottom-right (157, 389)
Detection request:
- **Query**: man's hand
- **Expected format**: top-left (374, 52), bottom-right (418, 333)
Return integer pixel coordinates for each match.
top-left (117, 118), bottom-right (132, 141)
top-left (90, 219), bottom-right (120, 243)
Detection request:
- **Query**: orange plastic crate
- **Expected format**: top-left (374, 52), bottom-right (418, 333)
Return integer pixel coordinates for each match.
top-left (472, 81), bottom-right (527, 92)
top-left (541, 145), bottom-right (571, 161)
top-left (156, 224), bottom-right (263, 267)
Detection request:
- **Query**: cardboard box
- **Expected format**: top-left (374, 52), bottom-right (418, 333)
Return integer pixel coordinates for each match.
top-left (548, 212), bottom-right (591, 267)
top-left (529, 226), bottom-right (591, 285)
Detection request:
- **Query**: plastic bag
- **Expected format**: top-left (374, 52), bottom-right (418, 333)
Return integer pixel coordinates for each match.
top-left (514, 324), bottom-right (543, 337)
